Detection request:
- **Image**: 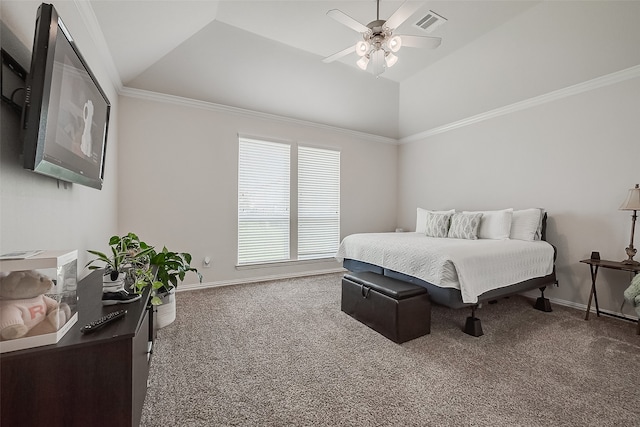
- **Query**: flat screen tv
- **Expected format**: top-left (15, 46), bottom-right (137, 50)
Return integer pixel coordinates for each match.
top-left (22, 3), bottom-right (110, 190)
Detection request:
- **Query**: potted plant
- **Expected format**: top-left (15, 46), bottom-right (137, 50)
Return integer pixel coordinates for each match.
top-left (86, 232), bottom-right (155, 286)
top-left (138, 246), bottom-right (202, 328)
top-left (88, 235), bottom-right (201, 327)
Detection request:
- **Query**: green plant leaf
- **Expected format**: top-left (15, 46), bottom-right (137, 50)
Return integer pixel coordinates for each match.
top-left (86, 249), bottom-right (108, 258)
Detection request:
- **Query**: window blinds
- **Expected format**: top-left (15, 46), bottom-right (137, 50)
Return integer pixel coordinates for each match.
top-left (238, 138), bottom-right (290, 264)
top-left (298, 146), bottom-right (340, 260)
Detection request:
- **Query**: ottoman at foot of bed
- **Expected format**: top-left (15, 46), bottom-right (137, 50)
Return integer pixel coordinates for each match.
top-left (341, 272), bottom-right (431, 344)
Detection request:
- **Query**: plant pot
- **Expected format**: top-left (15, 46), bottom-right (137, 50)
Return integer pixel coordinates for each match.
top-left (155, 288), bottom-right (176, 329)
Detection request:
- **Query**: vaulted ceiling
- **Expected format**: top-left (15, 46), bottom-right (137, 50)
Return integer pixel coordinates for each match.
top-left (3, 1), bottom-right (639, 140)
top-left (89, 0), bottom-right (539, 139)
top-left (90, 1), bottom-right (538, 85)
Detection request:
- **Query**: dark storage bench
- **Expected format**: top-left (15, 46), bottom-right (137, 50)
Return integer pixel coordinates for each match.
top-left (341, 271), bottom-right (431, 343)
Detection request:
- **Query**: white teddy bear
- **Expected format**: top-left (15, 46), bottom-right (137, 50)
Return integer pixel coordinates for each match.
top-left (0, 270), bottom-right (71, 340)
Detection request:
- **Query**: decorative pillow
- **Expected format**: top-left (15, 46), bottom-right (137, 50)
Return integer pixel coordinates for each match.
top-left (510, 208), bottom-right (543, 241)
top-left (463, 208), bottom-right (513, 240)
top-left (448, 212), bottom-right (483, 240)
top-left (416, 207), bottom-right (455, 233)
top-left (424, 212), bottom-right (452, 238)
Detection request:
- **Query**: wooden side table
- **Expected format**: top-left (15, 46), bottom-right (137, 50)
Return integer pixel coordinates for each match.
top-left (580, 258), bottom-right (640, 334)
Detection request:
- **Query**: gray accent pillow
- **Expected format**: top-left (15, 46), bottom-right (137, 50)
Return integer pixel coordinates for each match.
top-left (424, 212), bottom-right (452, 238)
top-left (448, 212), bottom-right (483, 240)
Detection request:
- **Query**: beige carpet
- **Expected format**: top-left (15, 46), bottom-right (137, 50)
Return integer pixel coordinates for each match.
top-left (140, 273), bottom-right (640, 426)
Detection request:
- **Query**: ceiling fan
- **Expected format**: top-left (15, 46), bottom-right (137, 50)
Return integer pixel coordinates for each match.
top-left (323, 0), bottom-right (443, 77)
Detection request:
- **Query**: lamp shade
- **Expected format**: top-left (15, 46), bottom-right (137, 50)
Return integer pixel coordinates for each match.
top-left (356, 55), bottom-right (369, 70)
top-left (388, 35), bottom-right (402, 52)
top-left (356, 40), bottom-right (370, 57)
top-left (385, 52), bottom-right (398, 68)
top-left (620, 184), bottom-right (640, 210)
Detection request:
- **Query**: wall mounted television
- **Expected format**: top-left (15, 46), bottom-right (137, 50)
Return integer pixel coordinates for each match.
top-left (22, 3), bottom-right (110, 190)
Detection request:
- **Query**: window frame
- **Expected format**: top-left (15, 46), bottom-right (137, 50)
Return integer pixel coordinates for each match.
top-left (237, 136), bottom-right (341, 267)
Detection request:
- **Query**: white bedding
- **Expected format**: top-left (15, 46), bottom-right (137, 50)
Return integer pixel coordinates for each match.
top-left (335, 232), bottom-right (555, 304)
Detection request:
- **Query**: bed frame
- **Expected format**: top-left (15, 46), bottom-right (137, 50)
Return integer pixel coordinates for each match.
top-left (342, 213), bottom-right (558, 337)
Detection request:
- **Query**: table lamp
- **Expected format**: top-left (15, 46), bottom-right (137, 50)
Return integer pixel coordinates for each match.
top-left (620, 183), bottom-right (640, 265)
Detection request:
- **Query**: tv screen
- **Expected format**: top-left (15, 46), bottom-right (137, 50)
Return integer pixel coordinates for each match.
top-left (22, 3), bottom-right (110, 190)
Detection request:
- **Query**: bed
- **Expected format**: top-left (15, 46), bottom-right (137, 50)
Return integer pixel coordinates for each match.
top-left (335, 208), bottom-right (558, 336)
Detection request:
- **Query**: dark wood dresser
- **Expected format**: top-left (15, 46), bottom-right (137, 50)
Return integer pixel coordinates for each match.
top-left (1, 271), bottom-right (155, 426)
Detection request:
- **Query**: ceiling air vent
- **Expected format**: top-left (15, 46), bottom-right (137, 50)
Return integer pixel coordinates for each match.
top-left (414, 10), bottom-right (447, 34)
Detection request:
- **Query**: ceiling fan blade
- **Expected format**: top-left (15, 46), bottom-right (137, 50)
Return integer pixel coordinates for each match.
top-left (384, 1), bottom-right (423, 31)
top-left (327, 9), bottom-right (369, 33)
top-left (322, 45), bottom-right (357, 63)
top-left (397, 35), bottom-right (442, 49)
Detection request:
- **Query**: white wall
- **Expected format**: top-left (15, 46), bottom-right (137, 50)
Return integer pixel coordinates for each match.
top-left (398, 73), bottom-right (640, 317)
top-left (1, 1), bottom-right (119, 274)
top-left (117, 92), bottom-right (397, 286)
top-left (397, 1), bottom-right (640, 317)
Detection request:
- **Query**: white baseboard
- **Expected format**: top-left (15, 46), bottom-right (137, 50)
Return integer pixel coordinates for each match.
top-left (523, 291), bottom-right (639, 322)
top-left (176, 267), bottom-right (346, 293)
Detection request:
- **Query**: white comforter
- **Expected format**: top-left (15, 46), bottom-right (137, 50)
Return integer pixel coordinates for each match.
top-left (335, 232), bottom-right (554, 304)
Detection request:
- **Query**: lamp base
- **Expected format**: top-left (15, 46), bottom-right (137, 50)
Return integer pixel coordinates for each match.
top-left (623, 245), bottom-right (637, 265)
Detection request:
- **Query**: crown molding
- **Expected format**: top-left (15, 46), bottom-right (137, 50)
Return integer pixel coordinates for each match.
top-left (73, 0), bottom-right (123, 92)
top-left (399, 64), bottom-right (640, 144)
top-left (120, 64), bottom-right (639, 146)
top-left (119, 87), bottom-right (398, 145)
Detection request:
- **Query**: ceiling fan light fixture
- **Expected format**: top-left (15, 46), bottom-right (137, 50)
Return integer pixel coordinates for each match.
top-left (356, 55), bottom-right (370, 70)
top-left (371, 49), bottom-right (385, 76)
top-left (355, 40), bottom-right (370, 57)
top-left (385, 52), bottom-right (398, 68)
top-left (388, 35), bottom-right (402, 52)
top-left (324, 0), bottom-right (443, 76)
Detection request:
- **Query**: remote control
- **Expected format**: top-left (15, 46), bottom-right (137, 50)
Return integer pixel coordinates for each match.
top-left (81, 309), bottom-right (127, 334)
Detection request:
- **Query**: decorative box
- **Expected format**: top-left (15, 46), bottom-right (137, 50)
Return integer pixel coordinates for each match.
top-left (0, 250), bottom-right (78, 353)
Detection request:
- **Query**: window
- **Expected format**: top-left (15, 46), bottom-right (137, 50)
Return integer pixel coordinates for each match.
top-left (238, 139), bottom-right (290, 264)
top-left (298, 146), bottom-right (340, 260)
top-left (238, 138), bottom-right (340, 265)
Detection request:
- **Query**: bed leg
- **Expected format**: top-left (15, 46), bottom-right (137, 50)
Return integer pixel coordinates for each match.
top-left (534, 286), bottom-right (552, 312)
top-left (464, 305), bottom-right (484, 337)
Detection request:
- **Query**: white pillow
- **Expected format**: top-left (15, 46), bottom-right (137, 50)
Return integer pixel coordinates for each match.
top-left (416, 207), bottom-right (455, 233)
top-left (510, 208), bottom-right (543, 241)
top-left (462, 208), bottom-right (513, 240)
